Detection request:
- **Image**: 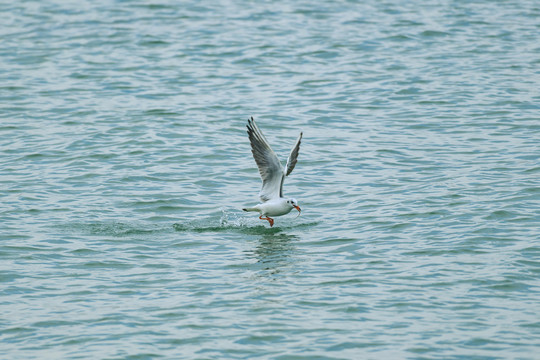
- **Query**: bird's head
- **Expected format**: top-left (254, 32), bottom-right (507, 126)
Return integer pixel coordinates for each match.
top-left (286, 198), bottom-right (301, 215)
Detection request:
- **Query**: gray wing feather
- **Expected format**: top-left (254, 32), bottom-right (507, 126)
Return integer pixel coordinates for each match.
top-left (246, 117), bottom-right (284, 202)
top-left (284, 132), bottom-right (302, 176)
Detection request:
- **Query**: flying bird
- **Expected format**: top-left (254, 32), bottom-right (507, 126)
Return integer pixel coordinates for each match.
top-left (242, 117), bottom-right (302, 227)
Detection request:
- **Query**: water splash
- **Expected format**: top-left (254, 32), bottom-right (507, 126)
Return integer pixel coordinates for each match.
top-left (220, 207), bottom-right (230, 226)
top-left (172, 208), bottom-right (320, 234)
top-left (174, 207), bottom-right (260, 233)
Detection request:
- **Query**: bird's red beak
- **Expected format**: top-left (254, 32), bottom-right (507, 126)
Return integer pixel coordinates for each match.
top-left (293, 205), bottom-right (301, 215)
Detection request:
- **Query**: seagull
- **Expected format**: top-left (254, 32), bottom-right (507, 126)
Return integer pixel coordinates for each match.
top-left (242, 117), bottom-right (302, 227)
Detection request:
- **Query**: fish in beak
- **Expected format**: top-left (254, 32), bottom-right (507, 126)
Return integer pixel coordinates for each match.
top-left (293, 205), bottom-right (301, 218)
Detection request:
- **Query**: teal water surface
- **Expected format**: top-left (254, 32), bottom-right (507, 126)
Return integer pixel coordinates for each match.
top-left (1, 1), bottom-right (540, 359)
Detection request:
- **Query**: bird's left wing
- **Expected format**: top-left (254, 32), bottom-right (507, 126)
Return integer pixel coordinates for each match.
top-left (246, 117), bottom-right (284, 202)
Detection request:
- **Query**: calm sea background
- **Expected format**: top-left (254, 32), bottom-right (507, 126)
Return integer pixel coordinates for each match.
top-left (1, 1), bottom-right (539, 359)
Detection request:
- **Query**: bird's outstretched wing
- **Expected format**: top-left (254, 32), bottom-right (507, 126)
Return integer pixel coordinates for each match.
top-left (284, 132), bottom-right (302, 176)
top-left (246, 117), bottom-right (284, 202)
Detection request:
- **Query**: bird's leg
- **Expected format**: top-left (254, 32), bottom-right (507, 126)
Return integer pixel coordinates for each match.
top-left (258, 215), bottom-right (274, 227)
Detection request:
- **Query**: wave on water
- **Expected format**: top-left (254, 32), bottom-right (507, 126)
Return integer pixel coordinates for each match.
top-left (56, 221), bottom-right (172, 238)
top-left (54, 209), bottom-right (319, 237)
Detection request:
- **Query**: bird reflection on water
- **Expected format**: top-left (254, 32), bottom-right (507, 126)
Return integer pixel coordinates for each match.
top-left (246, 232), bottom-right (300, 278)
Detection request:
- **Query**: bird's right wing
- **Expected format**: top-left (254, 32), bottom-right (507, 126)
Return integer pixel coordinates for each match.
top-left (246, 117), bottom-right (284, 202)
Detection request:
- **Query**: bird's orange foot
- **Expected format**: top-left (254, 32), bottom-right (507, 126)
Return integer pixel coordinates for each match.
top-left (259, 215), bottom-right (274, 227)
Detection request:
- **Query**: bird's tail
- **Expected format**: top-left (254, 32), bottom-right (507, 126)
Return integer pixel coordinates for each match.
top-left (242, 207), bottom-right (258, 212)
